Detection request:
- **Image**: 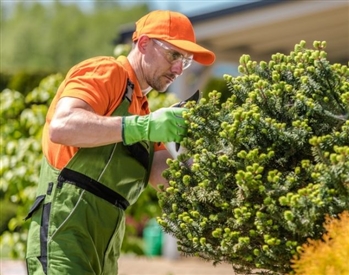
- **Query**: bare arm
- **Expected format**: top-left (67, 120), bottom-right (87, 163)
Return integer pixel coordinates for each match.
top-left (49, 97), bottom-right (123, 147)
top-left (51, 96), bottom-right (174, 186)
top-left (149, 149), bottom-right (172, 190)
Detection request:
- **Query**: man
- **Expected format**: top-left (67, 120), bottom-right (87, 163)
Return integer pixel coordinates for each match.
top-left (25, 10), bottom-right (215, 275)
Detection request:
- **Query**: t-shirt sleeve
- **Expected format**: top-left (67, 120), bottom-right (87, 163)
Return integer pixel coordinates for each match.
top-left (61, 57), bottom-right (127, 115)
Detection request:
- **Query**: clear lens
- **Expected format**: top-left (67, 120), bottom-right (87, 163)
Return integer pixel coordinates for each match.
top-left (182, 58), bottom-right (192, 70)
top-left (153, 39), bottom-right (193, 70)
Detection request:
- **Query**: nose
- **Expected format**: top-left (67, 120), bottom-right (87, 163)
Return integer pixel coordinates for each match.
top-left (170, 60), bottom-right (184, 76)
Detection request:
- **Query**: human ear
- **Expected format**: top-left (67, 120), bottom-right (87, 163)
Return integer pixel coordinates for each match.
top-left (137, 35), bottom-right (151, 54)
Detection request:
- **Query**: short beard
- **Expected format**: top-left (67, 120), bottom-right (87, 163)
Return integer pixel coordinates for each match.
top-left (146, 74), bottom-right (174, 92)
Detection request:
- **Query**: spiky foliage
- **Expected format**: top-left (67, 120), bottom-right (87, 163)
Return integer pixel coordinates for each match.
top-left (157, 41), bottom-right (349, 275)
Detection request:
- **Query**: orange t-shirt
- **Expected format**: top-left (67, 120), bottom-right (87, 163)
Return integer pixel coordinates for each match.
top-left (42, 56), bottom-right (164, 170)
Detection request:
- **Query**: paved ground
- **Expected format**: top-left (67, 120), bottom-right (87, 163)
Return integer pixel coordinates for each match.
top-left (1, 255), bottom-right (236, 275)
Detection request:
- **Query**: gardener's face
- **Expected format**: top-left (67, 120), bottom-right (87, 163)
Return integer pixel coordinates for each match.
top-left (144, 38), bottom-right (193, 92)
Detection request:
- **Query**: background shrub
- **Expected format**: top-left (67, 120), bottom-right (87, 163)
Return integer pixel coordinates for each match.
top-left (291, 211), bottom-right (349, 275)
top-left (0, 74), bottom-right (63, 258)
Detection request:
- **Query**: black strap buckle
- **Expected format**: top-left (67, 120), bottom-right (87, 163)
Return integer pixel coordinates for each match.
top-left (59, 168), bottom-right (130, 211)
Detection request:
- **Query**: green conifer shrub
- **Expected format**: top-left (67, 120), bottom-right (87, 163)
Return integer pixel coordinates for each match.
top-left (157, 41), bottom-right (349, 275)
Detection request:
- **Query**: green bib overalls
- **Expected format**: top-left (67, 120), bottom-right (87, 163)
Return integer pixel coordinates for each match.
top-left (25, 80), bottom-right (154, 275)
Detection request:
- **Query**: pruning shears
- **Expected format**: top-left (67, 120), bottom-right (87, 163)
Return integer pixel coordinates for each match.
top-left (172, 89), bottom-right (201, 108)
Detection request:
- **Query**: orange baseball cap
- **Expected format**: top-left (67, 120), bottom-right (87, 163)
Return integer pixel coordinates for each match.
top-left (132, 10), bottom-right (215, 66)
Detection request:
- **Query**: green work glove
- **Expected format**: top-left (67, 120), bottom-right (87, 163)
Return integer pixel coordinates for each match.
top-left (122, 107), bottom-right (188, 145)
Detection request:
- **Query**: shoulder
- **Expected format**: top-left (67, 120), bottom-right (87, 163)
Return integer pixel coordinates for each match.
top-left (61, 56), bottom-right (129, 115)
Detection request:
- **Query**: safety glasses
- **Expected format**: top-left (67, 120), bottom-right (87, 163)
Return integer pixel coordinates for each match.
top-left (153, 39), bottom-right (193, 70)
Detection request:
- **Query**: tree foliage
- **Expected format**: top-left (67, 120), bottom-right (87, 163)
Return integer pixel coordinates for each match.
top-left (1, 1), bottom-right (148, 73)
top-left (157, 41), bottom-right (349, 274)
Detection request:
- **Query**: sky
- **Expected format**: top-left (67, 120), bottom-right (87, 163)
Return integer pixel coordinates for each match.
top-left (2, 0), bottom-right (242, 16)
top-left (124, 1), bottom-right (238, 16)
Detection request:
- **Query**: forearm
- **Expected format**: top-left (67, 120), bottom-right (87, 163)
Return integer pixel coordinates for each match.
top-left (49, 96), bottom-right (188, 149)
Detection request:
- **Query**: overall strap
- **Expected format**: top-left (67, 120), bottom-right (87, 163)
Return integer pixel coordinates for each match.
top-left (122, 78), bottom-right (153, 171)
top-left (124, 79), bottom-right (135, 102)
top-left (59, 168), bottom-right (129, 210)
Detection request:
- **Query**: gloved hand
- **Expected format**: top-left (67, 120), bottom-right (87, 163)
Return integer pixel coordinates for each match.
top-left (122, 107), bottom-right (188, 145)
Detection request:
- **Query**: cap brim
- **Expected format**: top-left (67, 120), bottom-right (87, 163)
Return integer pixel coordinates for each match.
top-left (163, 39), bottom-right (216, 66)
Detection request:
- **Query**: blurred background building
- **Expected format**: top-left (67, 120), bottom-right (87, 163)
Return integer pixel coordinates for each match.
top-left (117, 0), bottom-right (349, 99)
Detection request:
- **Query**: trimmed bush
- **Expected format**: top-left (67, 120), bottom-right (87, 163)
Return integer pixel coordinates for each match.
top-left (157, 41), bottom-right (349, 275)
